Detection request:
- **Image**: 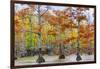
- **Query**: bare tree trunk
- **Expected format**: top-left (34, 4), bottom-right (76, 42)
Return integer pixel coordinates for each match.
top-left (76, 20), bottom-right (82, 61)
top-left (36, 5), bottom-right (45, 63)
top-left (59, 44), bottom-right (65, 59)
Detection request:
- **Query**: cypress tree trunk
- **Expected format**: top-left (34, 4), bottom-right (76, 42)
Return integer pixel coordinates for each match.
top-left (76, 20), bottom-right (82, 61)
top-left (87, 24), bottom-right (92, 55)
top-left (59, 44), bottom-right (65, 59)
top-left (36, 5), bottom-right (45, 63)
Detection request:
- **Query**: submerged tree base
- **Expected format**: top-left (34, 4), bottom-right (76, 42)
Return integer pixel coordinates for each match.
top-left (36, 56), bottom-right (45, 63)
top-left (88, 52), bottom-right (92, 55)
top-left (59, 54), bottom-right (65, 59)
top-left (14, 57), bottom-right (18, 60)
top-left (76, 53), bottom-right (82, 61)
